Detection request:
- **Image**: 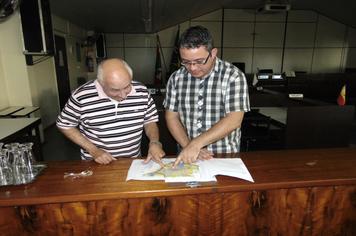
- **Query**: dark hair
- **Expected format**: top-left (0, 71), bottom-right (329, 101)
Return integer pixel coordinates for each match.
top-left (178, 26), bottom-right (214, 52)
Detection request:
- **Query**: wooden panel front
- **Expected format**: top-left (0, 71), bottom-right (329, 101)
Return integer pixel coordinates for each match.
top-left (310, 185), bottom-right (356, 235)
top-left (222, 188), bottom-right (310, 236)
top-left (1, 186), bottom-right (355, 235)
top-left (1, 148), bottom-right (356, 235)
top-left (0, 194), bottom-right (221, 236)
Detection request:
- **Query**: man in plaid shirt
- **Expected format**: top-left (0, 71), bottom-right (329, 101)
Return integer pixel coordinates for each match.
top-left (163, 26), bottom-right (250, 168)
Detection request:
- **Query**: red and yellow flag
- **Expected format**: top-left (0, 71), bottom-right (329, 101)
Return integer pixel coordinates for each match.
top-left (337, 85), bottom-right (346, 106)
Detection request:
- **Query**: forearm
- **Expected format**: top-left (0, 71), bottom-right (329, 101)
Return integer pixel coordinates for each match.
top-left (165, 110), bottom-right (190, 148)
top-left (57, 126), bottom-right (99, 154)
top-left (143, 122), bottom-right (166, 166)
top-left (144, 122), bottom-right (160, 143)
top-left (190, 111), bottom-right (245, 149)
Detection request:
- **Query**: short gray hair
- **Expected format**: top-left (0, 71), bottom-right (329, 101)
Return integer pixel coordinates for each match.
top-left (97, 59), bottom-right (133, 84)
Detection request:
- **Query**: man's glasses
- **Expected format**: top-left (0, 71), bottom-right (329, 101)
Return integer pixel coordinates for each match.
top-left (180, 53), bottom-right (211, 67)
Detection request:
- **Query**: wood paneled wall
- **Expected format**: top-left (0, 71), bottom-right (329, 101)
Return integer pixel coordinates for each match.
top-left (1, 185), bottom-right (355, 235)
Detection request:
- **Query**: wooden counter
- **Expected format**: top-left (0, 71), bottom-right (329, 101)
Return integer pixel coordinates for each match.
top-left (1, 148), bottom-right (356, 235)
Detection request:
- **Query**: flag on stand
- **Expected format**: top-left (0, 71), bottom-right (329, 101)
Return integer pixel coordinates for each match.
top-left (167, 27), bottom-right (181, 78)
top-left (337, 85), bottom-right (346, 105)
top-left (154, 36), bottom-right (162, 84)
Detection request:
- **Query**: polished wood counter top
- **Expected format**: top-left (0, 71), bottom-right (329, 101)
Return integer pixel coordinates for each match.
top-left (1, 147), bottom-right (356, 207)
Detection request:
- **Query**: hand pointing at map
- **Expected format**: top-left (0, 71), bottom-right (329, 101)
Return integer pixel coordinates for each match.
top-left (142, 153), bottom-right (167, 169)
top-left (172, 143), bottom-right (214, 168)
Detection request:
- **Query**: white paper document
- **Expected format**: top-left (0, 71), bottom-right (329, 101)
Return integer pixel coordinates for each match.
top-left (126, 158), bottom-right (254, 183)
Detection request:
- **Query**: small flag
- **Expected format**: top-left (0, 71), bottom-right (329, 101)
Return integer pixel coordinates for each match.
top-left (154, 36), bottom-right (162, 84)
top-left (337, 85), bottom-right (346, 105)
top-left (167, 27), bottom-right (181, 78)
top-left (252, 73), bottom-right (258, 86)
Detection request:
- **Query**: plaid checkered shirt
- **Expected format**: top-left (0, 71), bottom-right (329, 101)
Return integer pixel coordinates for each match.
top-left (163, 57), bottom-right (250, 153)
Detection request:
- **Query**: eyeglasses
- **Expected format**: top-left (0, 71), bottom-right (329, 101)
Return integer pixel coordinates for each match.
top-left (180, 53), bottom-right (211, 67)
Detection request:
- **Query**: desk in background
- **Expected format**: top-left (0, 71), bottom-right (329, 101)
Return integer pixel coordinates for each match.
top-left (0, 148), bottom-right (355, 235)
top-left (241, 110), bottom-right (272, 151)
top-left (0, 107), bottom-right (24, 117)
top-left (252, 106), bottom-right (287, 126)
top-left (0, 118), bottom-right (43, 161)
top-left (10, 106), bottom-right (40, 118)
top-left (241, 107), bottom-right (287, 151)
top-left (285, 105), bottom-right (355, 150)
top-left (247, 106), bottom-right (355, 151)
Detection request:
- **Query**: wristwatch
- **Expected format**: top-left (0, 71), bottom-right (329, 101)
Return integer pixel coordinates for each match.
top-left (149, 142), bottom-right (162, 148)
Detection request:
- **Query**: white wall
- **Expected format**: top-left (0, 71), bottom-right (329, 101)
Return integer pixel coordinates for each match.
top-left (0, 45), bottom-right (9, 109)
top-left (103, 9), bottom-right (356, 83)
top-left (29, 57), bottom-right (58, 129)
top-left (1, 8), bottom-right (356, 131)
top-left (0, 12), bottom-right (87, 131)
top-left (0, 12), bottom-right (32, 110)
top-left (104, 22), bottom-right (190, 85)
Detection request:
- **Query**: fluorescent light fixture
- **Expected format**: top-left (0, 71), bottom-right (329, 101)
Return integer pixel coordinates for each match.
top-left (258, 75), bottom-right (269, 79)
top-left (272, 74), bottom-right (282, 79)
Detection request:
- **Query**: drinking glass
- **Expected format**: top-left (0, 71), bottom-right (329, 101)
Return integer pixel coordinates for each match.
top-left (19, 144), bottom-right (37, 177)
top-left (4, 142), bottom-right (20, 166)
top-left (0, 149), bottom-right (13, 185)
top-left (20, 142), bottom-right (37, 166)
top-left (0, 149), bottom-right (6, 184)
top-left (13, 147), bottom-right (34, 185)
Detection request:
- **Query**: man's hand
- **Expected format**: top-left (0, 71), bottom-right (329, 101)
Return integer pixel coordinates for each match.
top-left (142, 145), bottom-right (166, 168)
top-left (57, 127), bottom-right (117, 164)
top-left (90, 148), bottom-right (117, 164)
top-left (198, 148), bottom-right (214, 161)
top-left (172, 144), bottom-right (214, 168)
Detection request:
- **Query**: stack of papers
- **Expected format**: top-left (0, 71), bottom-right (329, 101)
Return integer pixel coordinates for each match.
top-left (126, 158), bottom-right (254, 183)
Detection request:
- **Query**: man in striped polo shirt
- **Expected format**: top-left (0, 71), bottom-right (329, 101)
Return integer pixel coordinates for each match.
top-left (57, 59), bottom-right (166, 166)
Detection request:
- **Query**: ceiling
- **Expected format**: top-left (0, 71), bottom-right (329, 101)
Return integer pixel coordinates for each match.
top-left (50, 0), bottom-right (356, 34)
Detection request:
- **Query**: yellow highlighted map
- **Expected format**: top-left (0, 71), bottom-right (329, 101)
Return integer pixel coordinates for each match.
top-left (144, 162), bottom-right (199, 178)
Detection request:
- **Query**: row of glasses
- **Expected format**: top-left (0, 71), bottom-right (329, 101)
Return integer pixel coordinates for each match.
top-left (0, 142), bottom-right (37, 186)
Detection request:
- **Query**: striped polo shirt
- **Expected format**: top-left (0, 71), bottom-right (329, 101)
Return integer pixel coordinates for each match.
top-left (56, 79), bottom-right (158, 160)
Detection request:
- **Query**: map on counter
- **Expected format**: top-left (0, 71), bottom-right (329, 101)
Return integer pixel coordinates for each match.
top-left (126, 158), bottom-right (254, 183)
top-left (144, 162), bottom-right (199, 178)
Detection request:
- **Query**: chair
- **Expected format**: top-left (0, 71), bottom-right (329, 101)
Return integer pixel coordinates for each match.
top-left (241, 110), bottom-right (271, 151)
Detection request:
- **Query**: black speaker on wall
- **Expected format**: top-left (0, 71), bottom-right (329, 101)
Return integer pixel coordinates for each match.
top-left (95, 34), bottom-right (107, 58)
top-left (19, 0), bottom-right (54, 56)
